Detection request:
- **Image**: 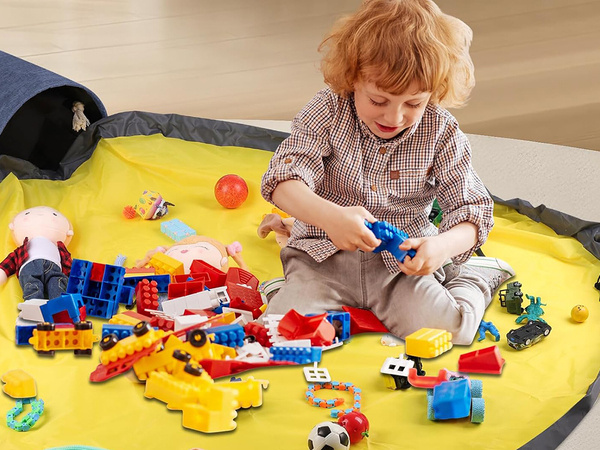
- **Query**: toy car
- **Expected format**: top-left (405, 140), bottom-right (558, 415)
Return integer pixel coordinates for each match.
top-left (380, 354), bottom-right (425, 390)
top-left (506, 320), bottom-right (551, 350)
top-left (427, 377), bottom-right (484, 423)
top-left (498, 281), bottom-right (523, 314)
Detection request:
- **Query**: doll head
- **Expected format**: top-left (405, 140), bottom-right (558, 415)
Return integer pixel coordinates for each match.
top-left (9, 206), bottom-right (74, 246)
top-left (137, 235), bottom-right (248, 273)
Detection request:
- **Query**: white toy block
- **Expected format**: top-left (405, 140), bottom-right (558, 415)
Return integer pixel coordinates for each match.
top-left (174, 315), bottom-right (208, 332)
top-left (17, 299), bottom-right (48, 322)
top-left (380, 354), bottom-right (415, 377)
top-left (161, 290), bottom-right (219, 316)
top-left (303, 363), bottom-right (331, 383)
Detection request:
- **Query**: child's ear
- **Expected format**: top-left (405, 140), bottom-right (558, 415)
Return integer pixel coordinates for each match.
top-left (67, 230), bottom-right (74, 236)
top-left (220, 256), bottom-right (228, 268)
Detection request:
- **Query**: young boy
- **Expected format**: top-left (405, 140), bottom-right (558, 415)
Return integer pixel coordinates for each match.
top-left (260, 0), bottom-right (514, 345)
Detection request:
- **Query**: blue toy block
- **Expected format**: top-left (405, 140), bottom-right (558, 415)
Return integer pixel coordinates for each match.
top-left (67, 259), bottom-right (93, 295)
top-left (118, 285), bottom-right (135, 306)
top-left (326, 311), bottom-right (351, 341)
top-left (207, 324), bottom-right (245, 348)
top-left (161, 218), bottom-right (196, 241)
top-left (365, 220), bottom-right (417, 263)
top-left (102, 324), bottom-right (134, 340)
top-left (431, 378), bottom-right (471, 420)
top-left (81, 296), bottom-right (119, 319)
top-left (15, 320), bottom-right (36, 345)
top-left (40, 294), bottom-right (83, 323)
top-left (270, 346), bottom-right (322, 364)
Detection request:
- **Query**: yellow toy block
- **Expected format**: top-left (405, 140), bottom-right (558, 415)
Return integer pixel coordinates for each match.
top-left (108, 313), bottom-right (143, 326)
top-left (148, 252), bottom-right (184, 276)
top-left (218, 376), bottom-right (269, 409)
top-left (405, 328), bottom-right (453, 358)
top-left (182, 400), bottom-right (238, 433)
top-left (100, 325), bottom-right (166, 365)
top-left (133, 339), bottom-right (188, 381)
top-left (2, 370), bottom-right (37, 398)
top-left (28, 322), bottom-right (99, 355)
top-left (145, 370), bottom-right (214, 410)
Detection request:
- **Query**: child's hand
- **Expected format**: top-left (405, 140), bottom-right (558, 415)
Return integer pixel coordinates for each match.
top-left (396, 235), bottom-right (449, 276)
top-left (0, 270), bottom-right (7, 286)
top-left (322, 206), bottom-right (380, 252)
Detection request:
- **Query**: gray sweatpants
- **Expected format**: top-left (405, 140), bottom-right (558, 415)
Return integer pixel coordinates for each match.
top-left (264, 247), bottom-right (492, 345)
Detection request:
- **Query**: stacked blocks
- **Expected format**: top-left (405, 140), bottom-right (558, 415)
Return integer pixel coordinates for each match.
top-left (270, 346), bottom-right (322, 364)
top-left (67, 259), bottom-right (129, 319)
top-left (136, 279), bottom-right (160, 315)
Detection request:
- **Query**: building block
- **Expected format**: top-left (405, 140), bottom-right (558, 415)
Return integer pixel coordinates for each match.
top-left (270, 345), bottom-right (322, 364)
top-left (161, 218), bottom-right (196, 241)
top-left (342, 306), bottom-right (389, 334)
top-left (405, 328), bottom-right (453, 358)
top-left (457, 346), bottom-right (505, 374)
top-left (244, 322), bottom-right (271, 347)
top-left (225, 267), bottom-right (259, 290)
top-left (207, 324), bottom-right (245, 348)
top-left (365, 220), bottom-right (417, 263)
top-left (136, 279), bottom-right (160, 315)
top-left (428, 378), bottom-right (485, 423)
top-left (277, 309), bottom-right (336, 347)
top-left (40, 293), bottom-right (83, 323)
top-left (15, 317), bottom-right (38, 345)
top-left (17, 299), bottom-right (47, 322)
top-left (148, 252), bottom-right (184, 277)
top-left (2, 369), bottom-right (37, 398)
top-left (123, 274), bottom-right (170, 293)
top-left (102, 324), bottom-right (134, 340)
top-left (227, 285), bottom-right (264, 319)
top-left (190, 260), bottom-right (227, 289)
top-left (161, 290), bottom-right (224, 317)
top-left (174, 314), bottom-right (208, 331)
top-left (109, 311), bottom-right (158, 327)
top-left (29, 321), bottom-right (99, 356)
top-left (168, 279), bottom-right (205, 299)
top-left (325, 312), bottom-right (351, 341)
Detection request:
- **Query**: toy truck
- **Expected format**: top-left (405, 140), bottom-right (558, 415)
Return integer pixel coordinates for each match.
top-left (498, 281), bottom-right (523, 314)
top-left (427, 377), bottom-right (484, 423)
top-left (28, 321), bottom-right (98, 356)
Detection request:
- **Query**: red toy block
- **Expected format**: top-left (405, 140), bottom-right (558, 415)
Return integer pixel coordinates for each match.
top-left (120, 310), bottom-right (160, 327)
top-left (184, 309), bottom-right (217, 317)
top-left (225, 267), bottom-right (259, 290)
top-left (155, 316), bottom-right (174, 332)
top-left (136, 279), bottom-right (160, 315)
top-left (90, 263), bottom-right (106, 282)
top-left (172, 272), bottom-right (210, 284)
top-left (125, 267), bottom-right (156, 275)
top-left (342, 306), bottom-right (389, 335)
top-left (228, 284), bottom-right (264, 319)
top-left (244, 322), bottom-right (271, 347)
top-left (53, 305), bottom-right (87, 323)
top-left (277, 309), bottom-right (336, 346)
top-left (197, 358), bottom-right (296, 379)
top-left (189, 260), bottom-right (227, 288)
top-left (457, 345), bottom-right (505, 374)
top-left (167, 280), bottom-right (205, 299)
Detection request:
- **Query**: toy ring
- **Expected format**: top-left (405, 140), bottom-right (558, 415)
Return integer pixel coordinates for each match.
top-left (6, 397), bottom-right (45, 432)
top-left (305, 381), bottom-right (362, 418)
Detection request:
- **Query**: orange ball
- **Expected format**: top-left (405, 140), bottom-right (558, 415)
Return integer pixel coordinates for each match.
top-left (214, 174), bottom-right (248, 209)
top-left (571, 305), bottom-right (589, 323)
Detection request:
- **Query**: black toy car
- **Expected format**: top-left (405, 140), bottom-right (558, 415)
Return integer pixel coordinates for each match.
top-left (506, 320), bottom-right (551, 350)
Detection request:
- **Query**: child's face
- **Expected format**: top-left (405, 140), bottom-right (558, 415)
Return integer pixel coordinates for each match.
top-left (353, 80), bottom-right (431, 139)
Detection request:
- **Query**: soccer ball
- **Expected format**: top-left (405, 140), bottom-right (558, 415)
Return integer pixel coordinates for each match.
top-left (307, 422), bottom-right (351, 450)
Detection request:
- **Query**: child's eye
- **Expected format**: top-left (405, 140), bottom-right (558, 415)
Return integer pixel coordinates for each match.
top-left (369, 98), bottom-right (386, 107)
top-left (407, 102), bottom-right (422, 109)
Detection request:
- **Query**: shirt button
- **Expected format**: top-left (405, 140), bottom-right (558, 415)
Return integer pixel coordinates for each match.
top-left (284, 158), bottom-right (292, 164)
top-left (371, 184), bottom-right (377, 191)
top-left (379, 147), bottom-right (387, 154)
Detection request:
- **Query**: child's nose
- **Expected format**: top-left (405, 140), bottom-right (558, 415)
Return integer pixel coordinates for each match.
top-left (385, 108), bottom-right (403, 126)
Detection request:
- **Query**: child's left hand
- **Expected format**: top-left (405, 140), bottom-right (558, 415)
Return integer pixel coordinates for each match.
top-left (396, 235), bottom-right (450, 276)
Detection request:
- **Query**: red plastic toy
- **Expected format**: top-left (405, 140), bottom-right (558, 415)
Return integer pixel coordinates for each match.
top-left (277, 309), bottom-right (336, 346)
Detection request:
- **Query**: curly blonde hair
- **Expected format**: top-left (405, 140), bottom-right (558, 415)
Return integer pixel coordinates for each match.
top-left (319, 0), bottom-right (475, 108)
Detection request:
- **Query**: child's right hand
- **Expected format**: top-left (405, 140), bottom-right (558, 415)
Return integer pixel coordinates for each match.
top-left (322, 205), bottom-right (380, 252)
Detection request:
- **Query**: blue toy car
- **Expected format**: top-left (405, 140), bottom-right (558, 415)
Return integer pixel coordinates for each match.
top-left (426, 377), bottom-right (485, 423)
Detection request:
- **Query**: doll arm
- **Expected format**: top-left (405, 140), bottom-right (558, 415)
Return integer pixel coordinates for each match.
top-left (58, 241), bottom-right (73, 276)
top-left (226, 242), bottom-right (249, 272)
top-left (0, 252), bottom-right (18, 286)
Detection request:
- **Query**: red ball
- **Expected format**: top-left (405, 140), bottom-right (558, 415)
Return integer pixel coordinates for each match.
top-left (338, 411), bottom-right (370, 444)
top-left (214, 174), bottom-right (249, 209)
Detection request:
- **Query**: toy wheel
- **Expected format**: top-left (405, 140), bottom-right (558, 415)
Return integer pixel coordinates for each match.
top-left (133, 321), bottom-right (151, 337)
top-left (184, 362), bottom-right (204, 377)
top-left (74, 349), bottom-right (92, 356)
top-left (394, 376), bottom-right (412, 390)
top-left (471, 398), bottom-right (485, 423)
top-left (244, 334), bottom-right (256, 343)
top-left (470, 379), bottom-right (483, 398)
top-left (172, 349), bottom-right (192, 362)
top-left (74, 321), bottom-right (93, 330)
top-left (543, 328), bottom-right (550, 336)
top-left (37, 322), bottom-right (55, 332)
top-left (187, 329), bottom-right (208, 348)
top-left (524, 338), bottom-right (532, 346)
top-left (100, 333), bottom-right (119, 351)
top-left (427, 394), bottom-right (435, 420)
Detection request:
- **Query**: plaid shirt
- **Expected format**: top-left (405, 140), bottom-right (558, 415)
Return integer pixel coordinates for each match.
top-left (0, 237), bottom-right (72, 278)
top-left (261, 88), bottom-right (494, 273)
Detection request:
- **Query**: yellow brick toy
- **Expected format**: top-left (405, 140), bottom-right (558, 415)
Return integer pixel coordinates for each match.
top-left (405, 328), bottom-right (453, 358)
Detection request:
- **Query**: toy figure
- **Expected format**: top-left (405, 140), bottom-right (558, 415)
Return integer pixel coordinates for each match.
top-left (135, 235), bottom-right (248, 273)
top-left (0, 206), bottom-right (74, 300)
top-left (516, 295), bottom-right (547, 324)
top-left (123, 190), bottom-right (174, 220)
top-left (477, 320), bottom-right (500, 342)
top-left (257, 213), bottom-right (295, 248)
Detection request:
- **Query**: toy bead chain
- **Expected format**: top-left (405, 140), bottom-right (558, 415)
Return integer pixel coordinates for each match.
top-left (6, 398), bottom-right (45, 432)
top-left (305, 381), bottom-right (362, 418)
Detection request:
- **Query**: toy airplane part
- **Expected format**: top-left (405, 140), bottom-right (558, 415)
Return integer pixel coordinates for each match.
top-left (364, 220), bottom-right (416, 263)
